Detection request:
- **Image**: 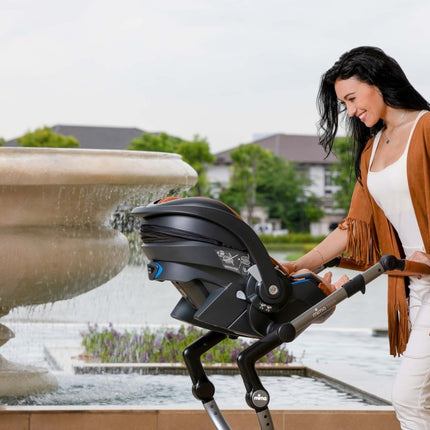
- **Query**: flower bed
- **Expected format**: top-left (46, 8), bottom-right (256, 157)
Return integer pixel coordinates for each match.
top-left (81, 324), bottom-right (295, 365)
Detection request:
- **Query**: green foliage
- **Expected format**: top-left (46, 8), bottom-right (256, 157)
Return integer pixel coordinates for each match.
top-left (81, 324), bottom-right (295, 365)
top-left (18, 126), bottom-right (79, 148)
top-left (302, 195), bottom-right (325, 222)
top-left (128, 132), bottom-right (215, 196)
top-left (259, 156), bottom-right (324, 231)
top-left (303, 243), bottom-right (319, 253)
top-left (220, 143), bottom-right (324, 232)
top-left (331, 137), bottom-right (355, 212)
top-left (286, 251), bottom-right (306, 260)
top-left (128, 132), bottom-right (181, 153)
top-left (177, 135), bottom-right (216, 196)
top-left (220, 144), bottom-right (271, 221)
top-left (259, 232), bottom-right (326, 244)
top-left (0, 138), bottom-right (4, 146)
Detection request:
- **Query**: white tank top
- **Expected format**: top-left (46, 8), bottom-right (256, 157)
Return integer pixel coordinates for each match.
top-left (367, 111), bottom-right (428, 293)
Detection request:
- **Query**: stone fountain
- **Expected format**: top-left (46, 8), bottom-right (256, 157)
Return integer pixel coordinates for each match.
top-left (0, 146), bottom-right (196, 396)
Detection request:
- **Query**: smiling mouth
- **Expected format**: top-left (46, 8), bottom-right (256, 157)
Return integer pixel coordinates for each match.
top-left (358, 112), bottom-right (366, 122)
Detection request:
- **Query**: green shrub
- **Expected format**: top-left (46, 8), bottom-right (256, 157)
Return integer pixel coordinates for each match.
top-left (285, 251), bottom-right (305, 261)
top-left (259, 233), bottom-right (326, 245)
top-left (303, 243), bottom-right (319, 253)
top-left (81, 324), bottom-right (295, 365)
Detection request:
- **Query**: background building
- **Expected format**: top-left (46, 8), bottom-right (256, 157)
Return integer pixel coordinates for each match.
top-left (208, 133), bottom-right (345, 235)
top-left (5, 125), bottom-right (145, 150)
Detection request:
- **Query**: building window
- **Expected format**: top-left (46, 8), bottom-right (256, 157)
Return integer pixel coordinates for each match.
top-left (324, 167), bottom-right (333, 186)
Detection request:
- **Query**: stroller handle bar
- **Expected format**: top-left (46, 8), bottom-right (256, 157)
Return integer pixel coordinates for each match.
top-left (386, 258), bottom-right (430, 277)
top-left (274, 255), bottom-right (430, 343)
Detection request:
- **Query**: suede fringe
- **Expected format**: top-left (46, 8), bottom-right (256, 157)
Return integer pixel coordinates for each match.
top-left (387, 276), bottom-right (409, 356)
top-left (339, 217), bottom-right (409, 357)
top-left (338, 217), bottom-right (380, 266)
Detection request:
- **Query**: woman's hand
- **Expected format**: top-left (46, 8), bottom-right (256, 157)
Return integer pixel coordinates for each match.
top-left (280, 262), bottom-right (298, 275)
top-left (407, 251), bottom-right (430, 278)
top-left (293, 269), bottom-right (349, 296)
top-left (408, 251), bottom-right (430, 265)
top-left (318, 271), bottom-right (350, 295)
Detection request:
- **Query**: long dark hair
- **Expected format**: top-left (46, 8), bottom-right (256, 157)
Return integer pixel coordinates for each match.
top-left (317, 46), bottom-right (430, 178)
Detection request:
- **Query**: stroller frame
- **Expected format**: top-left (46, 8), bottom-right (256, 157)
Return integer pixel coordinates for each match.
top-left (180, 256), bottom-right (402, 430)
top-left (132, 197), bottom-right (413, 430)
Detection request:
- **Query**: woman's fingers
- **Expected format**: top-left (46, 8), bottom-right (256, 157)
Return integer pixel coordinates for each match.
top-left (280, 262), bottom-right (298, 274)
top-left (334, 274), bottom-right (349, 289)
top-left (319, 272), bottom-right (349, 296)
top-left (409, 251), bottom-right (430, 265)
top-left (322, 271), bottom-right (333, 284)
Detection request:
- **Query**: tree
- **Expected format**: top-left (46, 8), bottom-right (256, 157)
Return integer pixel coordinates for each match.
top-left (18, 126), bottom-right (79, 148)
top-left (128, 132), bottom-right (215, 196)
top-left (128, 132), bottom-right (182, 153)
top-left (257, 152), bottom-right (324, 232)
top-left (219, 144), bottom-right (271, 224)
top-left (219, 144), bottom-right (323, 232)
top-left (0, 138), bottom-right (4, 146)
top-left (177, 135), bottom-right (216, 196)
top-left (331, 137), bottom-right (356, 212)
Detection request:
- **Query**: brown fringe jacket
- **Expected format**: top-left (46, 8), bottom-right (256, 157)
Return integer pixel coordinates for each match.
top-left (339, 111), bottom-right (430, 356)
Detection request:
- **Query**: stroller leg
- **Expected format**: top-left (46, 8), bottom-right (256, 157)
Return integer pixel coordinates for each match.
top-left (237, 336), bottom-right (283, 430)
top-left (183, 330), bottom-right (232, 430)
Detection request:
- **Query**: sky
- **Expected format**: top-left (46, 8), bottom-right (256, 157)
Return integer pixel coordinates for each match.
top-left (2, 0), bottom-right (430, 153)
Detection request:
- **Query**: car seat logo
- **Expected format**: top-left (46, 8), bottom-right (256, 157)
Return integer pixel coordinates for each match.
top-left (216, 250), bottom-right (250, 274)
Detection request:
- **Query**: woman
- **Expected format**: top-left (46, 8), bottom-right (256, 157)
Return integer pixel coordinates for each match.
top-left (286, 46), bottom-right (430, 429)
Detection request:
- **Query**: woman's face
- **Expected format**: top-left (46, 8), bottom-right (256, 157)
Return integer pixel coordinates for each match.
top-left (334, 76), bottom-right (386, 127)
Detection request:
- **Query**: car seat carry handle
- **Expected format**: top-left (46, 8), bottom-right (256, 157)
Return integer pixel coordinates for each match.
top-left (273, 255), bottom-right (416, 343)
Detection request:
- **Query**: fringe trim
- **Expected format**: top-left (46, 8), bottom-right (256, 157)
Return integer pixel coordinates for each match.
top-left (338, 217), bottom-right (381, 267)
top-left (387, 276), bottom-right (409, 357)
top-left (338, 217), bottom-right (409, 356)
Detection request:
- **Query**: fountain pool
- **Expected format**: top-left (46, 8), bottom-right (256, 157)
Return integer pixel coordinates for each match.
top-left (1, 265), bottom-right (400, 408)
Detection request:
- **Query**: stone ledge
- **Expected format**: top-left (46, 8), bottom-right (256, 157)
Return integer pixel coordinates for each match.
top-left (0, 407), bottom-right (400, 430)
top-left (74, 362), bottom-right (308, 377)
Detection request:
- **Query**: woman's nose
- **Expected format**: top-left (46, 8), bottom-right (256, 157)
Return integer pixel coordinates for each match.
top-left (346, 102), bottom-right (356, 117)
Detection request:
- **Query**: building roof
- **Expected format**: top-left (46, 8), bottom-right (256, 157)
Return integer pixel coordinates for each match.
top-left (5, 125), bottom-right (145, 150)
top-left (216, 133), bottom-right (338, 165)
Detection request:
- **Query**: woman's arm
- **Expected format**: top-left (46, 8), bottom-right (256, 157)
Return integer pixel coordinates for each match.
top-left (285, 226), bottom-right (348, 272)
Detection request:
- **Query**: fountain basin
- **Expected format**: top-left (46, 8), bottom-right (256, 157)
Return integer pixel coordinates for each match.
top-left (0, 147), bottom-right (197, 395)
top-left (0, 147), bottom-right (196, 310)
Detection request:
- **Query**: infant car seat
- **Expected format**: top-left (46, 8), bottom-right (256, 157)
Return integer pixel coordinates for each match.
top-left (134, 197), bottom-right (326, 338)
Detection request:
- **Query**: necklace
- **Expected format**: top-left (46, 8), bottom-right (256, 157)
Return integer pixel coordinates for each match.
top-left (383, 111), bottom-right (407, 144)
